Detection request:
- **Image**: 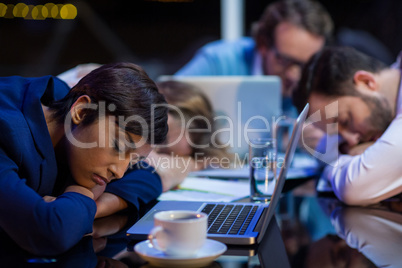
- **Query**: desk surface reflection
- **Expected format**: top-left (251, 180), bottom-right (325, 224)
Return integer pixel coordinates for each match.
top-left (2, 185), bottom-right (402, 267)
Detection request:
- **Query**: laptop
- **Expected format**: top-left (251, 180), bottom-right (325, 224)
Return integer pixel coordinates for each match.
top-left (157, 75), bottom-right (282, 156)
top-left (127, 104), bottom-right (309, 245)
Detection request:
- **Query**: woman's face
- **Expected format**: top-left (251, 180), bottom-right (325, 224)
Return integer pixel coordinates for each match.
top-left (157, 114), bottom-right (192, 157)
top-left (66, 115), bottom-right (152, 188)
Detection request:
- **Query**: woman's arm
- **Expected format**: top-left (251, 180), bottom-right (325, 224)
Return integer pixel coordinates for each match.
top-left (0, 150), bottom-right (96, 255)
top-left (95, 192), bottom-right (128, 219)
top-left (99, 160), bottom-right (163, 218)
top-left (93, 151), bottom-right (205, 218)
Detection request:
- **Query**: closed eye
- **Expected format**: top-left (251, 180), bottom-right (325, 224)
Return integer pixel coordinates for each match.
top-left (113, 139), bottom-right (126, 153)
top-left (340, 120), bottom-right (349, 127)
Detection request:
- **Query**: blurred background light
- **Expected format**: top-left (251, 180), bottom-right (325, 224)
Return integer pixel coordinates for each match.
top-left (0, 0), bottom-right (400, 80)
top-left (50, 4), bottom-right (59, 18)
top-left (44, 3), bottom-right (55, 18)
top-left (0, 3), bottom-right (77, 20)
top-left (23, 5), bottom-right (34, 20)
top-left (32, 5), bottom-right (46, 20)
top-left (0, 3), bottom-right (7, 17)
top-left (41, 5), bottom-right (49, 18)
top-left (60, 4), bottom-right (77, 19)
top-left (4, 4), bottom-right (14, 18)
top-left (13, 3), bottom-right (27, 17)
top-left (145, 0), bottom-right (194, 2)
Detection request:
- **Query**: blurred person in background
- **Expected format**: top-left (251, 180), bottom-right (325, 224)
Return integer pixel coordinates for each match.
top-left (175, 0), bottom-right (333, 118)
top-left (151, 80), bottom-right (233, 191)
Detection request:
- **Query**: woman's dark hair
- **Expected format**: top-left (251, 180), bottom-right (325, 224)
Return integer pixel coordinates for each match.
top-left (49, 62), bottom-right (168, 145)
top-left (293, 46), bottom-right (388, 113)
top-left (252, 0), bottom-right (333, 50)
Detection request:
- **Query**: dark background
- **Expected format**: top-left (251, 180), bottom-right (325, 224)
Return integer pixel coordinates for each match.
top-left (1, 0), bottom-right (401, 80)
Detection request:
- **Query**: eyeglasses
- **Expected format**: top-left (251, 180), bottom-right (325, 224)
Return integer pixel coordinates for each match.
top-left (271, 47), bottom-right (305, 69)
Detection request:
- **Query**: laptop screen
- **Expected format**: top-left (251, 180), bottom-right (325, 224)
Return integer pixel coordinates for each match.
top-left (256, 103), bottom-right (309, 243)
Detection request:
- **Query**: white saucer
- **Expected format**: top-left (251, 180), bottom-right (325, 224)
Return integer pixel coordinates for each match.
top-left (134, 239), bottom-right (227, 267)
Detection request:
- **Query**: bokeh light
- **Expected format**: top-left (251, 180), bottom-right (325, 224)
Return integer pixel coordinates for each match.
top-left (44, 3), bottom-right (55, 18)
top-left (0, 2), bottom-right (77, 20)
top-left (12, 3), bottom-right (27, 17)
top-left (0, 3), bottom-right (7, 17)
top-left (60, 4), bottom-right (77, 19)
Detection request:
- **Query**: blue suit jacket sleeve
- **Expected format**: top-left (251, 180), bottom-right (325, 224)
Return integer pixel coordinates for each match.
top-left (0, 76), bottom-right (97, 256)
top-left (0, 147), bottom-right (97, 256)
top-left (105, 161), bottom-right (162, 212)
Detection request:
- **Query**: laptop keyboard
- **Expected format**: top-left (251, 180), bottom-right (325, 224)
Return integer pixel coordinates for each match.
top-left (201, 204), bottom-right (259, 235)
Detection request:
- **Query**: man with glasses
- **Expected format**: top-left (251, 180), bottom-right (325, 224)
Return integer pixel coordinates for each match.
top-left (175, 0), bottom-right (333, 116)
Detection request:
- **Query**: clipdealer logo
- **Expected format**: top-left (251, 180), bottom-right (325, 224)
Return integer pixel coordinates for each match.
top-left (302, 101), bottom-right (339, 167)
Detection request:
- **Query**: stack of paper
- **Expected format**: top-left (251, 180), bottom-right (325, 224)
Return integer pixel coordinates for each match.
top-left (158, 177), bottom-right (250, 202)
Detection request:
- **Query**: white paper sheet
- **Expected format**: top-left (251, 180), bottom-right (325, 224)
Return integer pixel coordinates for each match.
top-left (158, 177), bottom-right (250, 202)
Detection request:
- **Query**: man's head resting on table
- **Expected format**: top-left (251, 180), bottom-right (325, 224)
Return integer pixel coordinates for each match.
top-left (293, 46), bottom-right (399, 154)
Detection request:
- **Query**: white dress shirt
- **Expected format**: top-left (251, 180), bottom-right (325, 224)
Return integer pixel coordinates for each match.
top-left (319, 52), bottom-right (402, 205)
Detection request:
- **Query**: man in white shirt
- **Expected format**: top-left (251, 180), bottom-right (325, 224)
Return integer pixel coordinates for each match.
top-left (293, 46), bottom-right (402, 205)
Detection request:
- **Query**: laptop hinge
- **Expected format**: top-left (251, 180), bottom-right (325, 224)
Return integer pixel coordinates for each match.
top-left (253, 207), bottom-right (268, 232)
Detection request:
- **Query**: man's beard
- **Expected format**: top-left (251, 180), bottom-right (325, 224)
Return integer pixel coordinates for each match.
top-left (362, 94), bottom-right (394, 138)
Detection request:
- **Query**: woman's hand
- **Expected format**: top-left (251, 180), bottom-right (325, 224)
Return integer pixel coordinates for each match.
top-left (44, 182), bottom-right (106, 208)
top-left (91, 183), bottom-right (107, 200)
top-left (146, 150), bottom-right (200, 192)
top-left (63, 179), bottom-right (107, 200)
top-left (62, 180), bottom-right (127, 218)
top-left (43, 195), bottom-right (56, 202)
top-left (95, 192), bottom-right (128, 219)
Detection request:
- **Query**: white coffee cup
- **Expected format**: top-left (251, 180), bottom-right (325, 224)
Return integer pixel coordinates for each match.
top-left (148, 210), bottom-right (208, 257)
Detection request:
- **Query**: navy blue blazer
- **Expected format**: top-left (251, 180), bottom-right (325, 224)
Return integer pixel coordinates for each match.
top-left (0, 76), bottom-right (162, 255)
